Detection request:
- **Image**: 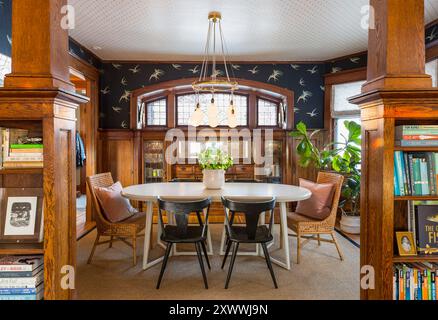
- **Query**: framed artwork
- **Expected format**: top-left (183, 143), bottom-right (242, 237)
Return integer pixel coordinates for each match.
top-left (0, 188), bottom-right (44, 243)
top-left (396, 231), bottom-right (417, 256)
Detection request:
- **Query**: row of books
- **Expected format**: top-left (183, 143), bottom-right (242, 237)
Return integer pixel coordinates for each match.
top-left (396, 125), bottom-right (438, 147)
top-left (394, 151), bottom-right (438, 196)
top-left (0, 256), bottom-right (44, 300)
top-left (1, 128), bottom-right (43, 169)
top-left (394, 263), bottom-right (437, 300)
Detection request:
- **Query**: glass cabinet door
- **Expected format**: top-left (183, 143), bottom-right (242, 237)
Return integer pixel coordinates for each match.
top-left (144, 140), bottom-right (165, 183)
top-left (263, 140), bottom-right (282, 184)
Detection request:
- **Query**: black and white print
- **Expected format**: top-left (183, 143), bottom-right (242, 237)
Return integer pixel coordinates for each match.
top-left (4, 197), bottom-right (37, 236)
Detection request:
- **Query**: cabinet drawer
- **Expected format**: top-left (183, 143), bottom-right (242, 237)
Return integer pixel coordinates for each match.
top-left (194, 166), bottom-right (203, 175)
top-left (235, 165), bottom-right (254, 174)
top-left (175, 165), bottom-right (194, 175)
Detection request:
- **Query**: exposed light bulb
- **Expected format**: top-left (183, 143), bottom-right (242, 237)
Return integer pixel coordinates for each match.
top-left (207, 98), bottom-right (219, 128)
top-left (228, 100), bottom-right (238, 128)
top-left (189, 103), bottom-right (203, 127)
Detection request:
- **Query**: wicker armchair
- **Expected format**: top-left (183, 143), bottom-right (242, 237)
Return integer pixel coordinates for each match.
top-left (287, 172), bottom-right (344, 264)
top-left (86, 173), bottom-right (146, 266)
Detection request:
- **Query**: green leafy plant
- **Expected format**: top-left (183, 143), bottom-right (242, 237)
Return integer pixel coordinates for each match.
top-left (198, 147), bottom-right (234, 171)
top-left (290, 120), bottom-right (362, 216)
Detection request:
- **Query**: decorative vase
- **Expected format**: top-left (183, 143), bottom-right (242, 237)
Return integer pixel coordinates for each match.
top-left (340, 215), bottom-right (361, 235)
top-left (202, 169), bottom-right (225, 189)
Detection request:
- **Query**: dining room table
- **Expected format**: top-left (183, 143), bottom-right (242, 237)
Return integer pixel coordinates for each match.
top-left (122, 182), bottom-right (312, 271)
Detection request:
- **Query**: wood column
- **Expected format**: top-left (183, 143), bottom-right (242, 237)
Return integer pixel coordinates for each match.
top-left (0, 0), bottom-right (87, 300)
top-left (5, 0), bottom-right (74, 91)
top-left (363, 0), bottom-right (432, 92)
top-left (351, 0), bottom-right (438, 300)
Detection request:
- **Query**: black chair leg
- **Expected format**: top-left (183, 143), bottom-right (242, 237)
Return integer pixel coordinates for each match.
top-left (156, 242), bottom-right (173, 289)
top-left (195, 242), bottom-right (209, 289)
top-left (261, 243), bottom-right (278, 289)
top-left (221, 239), bottom-right (233, 269)
top-left (225, 242), bottom-right (239, 289)
top-left (200, 241), bottom-right (211, 270)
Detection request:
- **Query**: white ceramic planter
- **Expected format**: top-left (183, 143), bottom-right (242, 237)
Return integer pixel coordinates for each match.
top-left (203, 169), bottom-right (225, 189)
top-left (340, 215), bottom-right (361, 235)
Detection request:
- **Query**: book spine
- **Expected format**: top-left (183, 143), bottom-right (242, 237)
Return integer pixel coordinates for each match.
top-left (429, 270), bottom-right (432, 300)
top-left (400, 152), bottom-right (409, 195)
top-left (400, 269), bottom-right (405, 300)
top-left (418, 271), bottom-right (423, 300)
top-left (412, 158), bottom-right (423, 195)
top-left (432, 271), bottom-right (436, 300)
top-left (402, 135), bottom-right (438, 140)
top-left (0, 271), bottom-right (36, 278)
top-left (0, 288), bottom-right (37, 295)
top-left (10, 144), bottom-right (43, 149)
top-left (408, 154), bottom-right (416, 195)
top-left (406, 270), bottom-right (411, 300)
top-left (0, 294), bottom-right (38, 300)
top-left (423, 270), bottom-right (428, 300)
top-left (395, 152), bottom-right (405, 195)
top-left (420, 159), bottom-right (430, 195)
top-left (404, 153), bottom-right (412, 195)
top-left (397, 140), bottom-right (438, 147)
top-left (0, 265), bottom-right (33, 272)
top-left (394, 153), bottom-right (400, 196)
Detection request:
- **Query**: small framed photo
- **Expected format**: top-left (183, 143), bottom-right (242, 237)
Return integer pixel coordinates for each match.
top-left (396, 231), bottom-right (417, 256)
top-left (0, 188), bottom-right (44, 244)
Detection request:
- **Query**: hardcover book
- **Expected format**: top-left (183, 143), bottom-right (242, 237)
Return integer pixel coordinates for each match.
top-left (0, 255), bottom-right (43, 272)
top-left (415, 205), bottom-right (438, 254)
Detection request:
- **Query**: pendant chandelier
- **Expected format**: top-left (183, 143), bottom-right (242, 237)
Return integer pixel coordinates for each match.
top-left (190, 12), bottom-right (239, 128)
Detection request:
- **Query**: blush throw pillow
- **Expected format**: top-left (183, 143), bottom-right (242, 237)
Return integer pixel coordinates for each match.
top-left (295, 178), bottom-right (335, 220)
top-left (94, 181), bottom-right (137, 223)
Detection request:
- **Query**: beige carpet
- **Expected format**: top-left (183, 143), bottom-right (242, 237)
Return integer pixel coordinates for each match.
top-left (75, 225), bottom-right (359, 300)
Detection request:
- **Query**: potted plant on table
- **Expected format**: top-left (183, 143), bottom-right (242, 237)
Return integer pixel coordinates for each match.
top-left (290, 120), bottom-right (362, 234)
top-left (198, 147), bottom-right (233, 189)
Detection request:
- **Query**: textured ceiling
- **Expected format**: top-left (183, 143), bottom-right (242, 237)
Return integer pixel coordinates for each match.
top-left (68, 0), bottom-right (438, 62)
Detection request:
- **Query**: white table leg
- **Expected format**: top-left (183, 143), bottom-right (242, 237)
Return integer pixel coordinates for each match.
top-left (142, 201), bottom-right (164, 270)
top-left (270, 202), bottom-right (291, 270)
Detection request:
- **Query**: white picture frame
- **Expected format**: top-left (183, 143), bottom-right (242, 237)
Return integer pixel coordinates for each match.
top-left (4, 197), bottom-right (38, 236)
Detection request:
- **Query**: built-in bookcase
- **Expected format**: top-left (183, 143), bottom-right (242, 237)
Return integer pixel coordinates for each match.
top-left (351, 89), bottom-right (438, 300)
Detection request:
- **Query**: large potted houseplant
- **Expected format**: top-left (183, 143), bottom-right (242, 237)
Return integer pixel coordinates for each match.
top-left (198, 147), bottom-right (233, 189)
top-left (290, 120), bottom-right (362, 234)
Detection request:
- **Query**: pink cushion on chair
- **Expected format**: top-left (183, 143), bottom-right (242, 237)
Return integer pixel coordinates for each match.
top-left (94, 181), bottom-right (137, 223)
top-left (295, 178), bottom-right (335, 220)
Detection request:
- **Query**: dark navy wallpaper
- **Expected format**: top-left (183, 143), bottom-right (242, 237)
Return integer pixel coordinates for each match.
top-left (426, 23), bottom-right (438, 47)
top-left (0, 0), bottom-right (12, 57)
top-left (99, 62), bottom-right (327, 129)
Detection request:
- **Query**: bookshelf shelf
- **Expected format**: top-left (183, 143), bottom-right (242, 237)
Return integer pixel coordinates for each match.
top-left (0, 168), bottom-right (44, 175)
top-left (394, 196), bottom-right (438, 201)
top-left (393, 255), bottom-right (438, 263)
top-left (394, 146), bottom-right (438, 152)
top-left (0, 243), bottom-right (44, 255)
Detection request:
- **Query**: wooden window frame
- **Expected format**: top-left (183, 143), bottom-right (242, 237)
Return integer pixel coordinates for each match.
top-left (256, 96), bottom-right (281, 128)
top-left (175, 91), bottom-right (250, 128)
top-left (130, 77), bottom-right (294, 131)
top-left (144, 96), bottom-right (168, 128)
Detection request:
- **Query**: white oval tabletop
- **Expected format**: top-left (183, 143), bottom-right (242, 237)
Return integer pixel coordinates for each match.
top-left (122, 182), bottom-right (311, 203)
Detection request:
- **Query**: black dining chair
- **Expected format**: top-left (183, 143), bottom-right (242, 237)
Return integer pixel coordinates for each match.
top-left (156, 197), bottom-right (211, 289)
top-left (221, 196), bottom-right (278, 289)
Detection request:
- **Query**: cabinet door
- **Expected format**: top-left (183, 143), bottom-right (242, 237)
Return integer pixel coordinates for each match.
top-left (99, 133), bottom-right (135, 187)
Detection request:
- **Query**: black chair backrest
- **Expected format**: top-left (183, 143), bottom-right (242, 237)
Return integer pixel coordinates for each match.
top-left (157, 197), bottom-right (211, 236)
top-left (221, 197), bottom-right (276, 240)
